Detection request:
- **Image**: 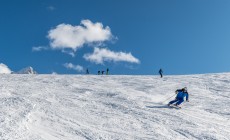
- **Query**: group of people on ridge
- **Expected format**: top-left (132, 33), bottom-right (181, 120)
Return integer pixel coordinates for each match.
top-left (98, 68), bottom-right (109, 75)
top-left (86, 68), bottom-right (109, 75)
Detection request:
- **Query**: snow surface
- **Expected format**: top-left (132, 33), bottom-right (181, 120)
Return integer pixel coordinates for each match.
top-left (0, 73), bottom-right (229, 140)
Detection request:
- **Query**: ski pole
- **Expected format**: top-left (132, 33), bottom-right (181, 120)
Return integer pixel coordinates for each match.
top-left (161, 94), bottom-right (175, 104)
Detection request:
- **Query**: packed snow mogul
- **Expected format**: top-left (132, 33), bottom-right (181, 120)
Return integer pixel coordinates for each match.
top-left (168, 87), bottom-right (189, 107)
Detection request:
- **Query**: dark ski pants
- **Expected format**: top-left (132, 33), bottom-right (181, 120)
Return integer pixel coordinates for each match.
top-left (169, 98), bottom-right (184, 105)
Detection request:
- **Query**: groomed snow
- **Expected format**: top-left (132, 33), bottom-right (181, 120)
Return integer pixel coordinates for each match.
top-left (0, 73), bottom-right (229, 139)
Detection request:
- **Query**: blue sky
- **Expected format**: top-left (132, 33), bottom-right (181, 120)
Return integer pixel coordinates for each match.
top-left (1, 0), bottom-right (230, 75)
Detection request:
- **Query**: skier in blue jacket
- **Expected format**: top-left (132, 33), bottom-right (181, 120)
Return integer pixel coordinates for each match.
top-left (168, 87), bottom-right (189, 107)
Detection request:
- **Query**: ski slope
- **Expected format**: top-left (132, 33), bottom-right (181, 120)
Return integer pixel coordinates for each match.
top-left (0, 73), bottom-right (229, 140)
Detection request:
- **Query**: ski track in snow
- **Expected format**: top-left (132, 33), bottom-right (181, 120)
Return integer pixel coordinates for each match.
top-left (0, 73), bottom-right (229, 140)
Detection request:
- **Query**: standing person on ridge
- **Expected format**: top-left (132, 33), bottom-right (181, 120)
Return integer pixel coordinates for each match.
top-left (168, 87), bottom-right (189, 108)
top-left (106, 68), bottom-right (109, 75)
top-left (86, 68), bottom-right (89, 74)
top-left (159, 68), bottom-right (163, 78)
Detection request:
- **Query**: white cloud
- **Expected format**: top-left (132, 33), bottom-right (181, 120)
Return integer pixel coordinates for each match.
top-left (47, 20), bottom-right (113, 52)
top-left (0, 63), bottom-right (11, 74)
top-left (63, 63), bottom-right (84, 72)
top-left (83, 47), bottom-right (140, 64)
top-left (47, 6), bottom-right (56, 11)
top-left (61, 50), bottom-right (75, 57)
top-left (32, 46), bottom-right (48, 52)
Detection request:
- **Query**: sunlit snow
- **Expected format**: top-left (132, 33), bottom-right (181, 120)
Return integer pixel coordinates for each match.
top-left (0, 73), bottom-right (229, 139)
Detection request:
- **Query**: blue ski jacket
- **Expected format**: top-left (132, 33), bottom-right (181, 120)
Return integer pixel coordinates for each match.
top-left (176, 90), bottom-right (189, 101)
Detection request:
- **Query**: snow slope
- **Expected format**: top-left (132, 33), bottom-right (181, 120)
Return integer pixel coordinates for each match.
top-left (0, 73), bottom-right (229, 140)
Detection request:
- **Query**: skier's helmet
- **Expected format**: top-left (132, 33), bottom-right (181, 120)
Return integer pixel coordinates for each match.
top-left (183, 87), bottom-right (187, 92)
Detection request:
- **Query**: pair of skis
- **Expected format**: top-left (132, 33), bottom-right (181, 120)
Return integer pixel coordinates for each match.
top-left (168, 104), bottom-right (181, 109)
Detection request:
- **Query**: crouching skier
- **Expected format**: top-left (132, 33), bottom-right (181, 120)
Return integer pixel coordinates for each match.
top-left (168, 87), bottom-right (189, 108)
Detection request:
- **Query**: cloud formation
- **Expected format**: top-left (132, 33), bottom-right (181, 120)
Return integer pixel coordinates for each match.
top-left (32, 46), bottom-right (48, 52)
top-left (47, 6), bottom-right (56, 11)
top-left (48, 20), bottom-right (113, 51)
top-left (83, 47), bottom-right (140, 64)
top-left (61, 50), bottom-right (75, 57)
top-left (63, 63), bottom-right (84, 72)
top-left (0, 63), bottom-right (11, 74)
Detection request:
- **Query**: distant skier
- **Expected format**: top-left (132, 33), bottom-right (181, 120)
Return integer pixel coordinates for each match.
top-left (168, 87), bottom-right (189, 107)
top-left (106, 68), bottom-right (109, 75)
top-left (102, 71), bottom-right (105, 75)
top-left (159, 69), bottom-right (163, 78)
top-left (98, 71), bottom-right (101, 75)
top-left (86, 68), bottom-right (89, 74)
